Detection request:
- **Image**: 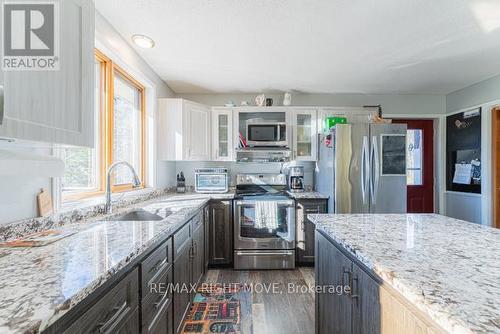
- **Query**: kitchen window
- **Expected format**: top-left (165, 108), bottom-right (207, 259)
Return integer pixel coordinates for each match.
top-left (61, 49), bottom-right (146, 201)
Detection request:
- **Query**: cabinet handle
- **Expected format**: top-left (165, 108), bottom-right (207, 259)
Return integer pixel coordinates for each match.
top-left (351, 275), bottom-right (359, 299)
top-left (150, 258), bottom-right (168, 274)
top-left (96, 301), bottom-right (128, 333)
top-left (342, 267), bottom-right (351, 296)
top-left (154, 292), bottom-right (169, 309)
top-left (189, 244), bottom-right (194, 259)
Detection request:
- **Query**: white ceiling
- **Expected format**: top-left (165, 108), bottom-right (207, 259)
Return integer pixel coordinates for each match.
top-left (95, 0), bottom-right (500, 94)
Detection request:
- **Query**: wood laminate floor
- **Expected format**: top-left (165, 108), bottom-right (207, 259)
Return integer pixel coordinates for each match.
top-left (203, 267), bottom-right (315, 334)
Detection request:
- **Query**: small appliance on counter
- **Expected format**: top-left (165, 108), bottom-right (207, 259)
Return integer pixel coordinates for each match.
top-left (176, 172), bottom-right (186, 193)
top-left (288, 166), bottom-right (304, 192)
top-left (195, 168), bottom-right (229, 193)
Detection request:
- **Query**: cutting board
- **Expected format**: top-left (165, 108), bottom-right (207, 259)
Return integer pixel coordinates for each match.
top-left (37, 188), bottom-right (53, 217)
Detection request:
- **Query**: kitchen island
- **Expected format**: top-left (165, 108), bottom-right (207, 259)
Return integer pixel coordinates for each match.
top-left (308, 214), bottom-right (500, 334)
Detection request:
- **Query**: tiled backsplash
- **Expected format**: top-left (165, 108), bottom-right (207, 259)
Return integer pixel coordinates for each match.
top-left (173, 161), bottom-right (315, 187)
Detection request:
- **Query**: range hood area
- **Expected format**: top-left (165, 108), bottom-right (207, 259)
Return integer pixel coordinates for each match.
top-left (236, 147), bottom-right (292, 163)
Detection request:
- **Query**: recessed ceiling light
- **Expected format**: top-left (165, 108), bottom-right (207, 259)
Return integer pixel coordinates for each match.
top-left (132, 34), bottom-right (155, 49)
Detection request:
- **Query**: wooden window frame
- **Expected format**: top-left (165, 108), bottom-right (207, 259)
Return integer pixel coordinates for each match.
top-left (63, 49), bottom-right (146, 201)
top-left (109, 63), bottom-right (147, 192)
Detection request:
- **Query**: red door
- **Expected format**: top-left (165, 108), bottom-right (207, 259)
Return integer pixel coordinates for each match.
top-left (393, 119), bottom-right (435, 213)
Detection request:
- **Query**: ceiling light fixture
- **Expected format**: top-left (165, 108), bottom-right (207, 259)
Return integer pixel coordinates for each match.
top-left (132, 34), bottom-right (155, 49)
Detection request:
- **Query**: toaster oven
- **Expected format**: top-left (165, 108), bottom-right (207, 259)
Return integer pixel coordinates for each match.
top-left (194, 168), bottom-right (229, 193)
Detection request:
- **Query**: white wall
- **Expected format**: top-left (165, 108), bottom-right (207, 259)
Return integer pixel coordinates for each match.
top-left (174, 161), bottom-right (315, 188)
top-left (0, 11), bottom-right (175, 225)
top-left (446, 75), bottom-right (500, 113)
top-left (0, 141), bottom-right (53, 224)
top-left (445, 74), bottom-right (500, 225)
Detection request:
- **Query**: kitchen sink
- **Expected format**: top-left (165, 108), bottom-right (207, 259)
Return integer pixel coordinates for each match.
top-left (110, 209), bottom-right (164, 222)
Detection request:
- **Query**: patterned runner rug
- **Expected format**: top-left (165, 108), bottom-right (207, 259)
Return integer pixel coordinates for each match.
top-left (181, 284), bottom-right (243, 334)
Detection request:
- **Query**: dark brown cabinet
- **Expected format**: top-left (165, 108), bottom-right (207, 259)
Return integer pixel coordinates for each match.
top-left (140, 238), bottom-right (173, 334)
top-left (173, 223), bottom-right (193, 334)
top-left (315, 232), bottom-right (352, 334)
top-left (63, 268), bottom-right (140, 334)
top-left (316, 229), bottom-right (448, 334)
top-left (352, 264), bottom-right (381, 334)
top-left (316, 231), bottom-right (393, 334)
top-left (173, 211), bottom-right (206, 334)
top-left (192, 219), bottom-right (205, 288)
top-left (203, 205), bottom-right (210, 271)
top-left (208, 200), bottom-right (232, 265)
top-left (297, 199), bottom-right (327, 264)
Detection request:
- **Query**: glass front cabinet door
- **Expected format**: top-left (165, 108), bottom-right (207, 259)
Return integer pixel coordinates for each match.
top-left (212, 108), bottom-right (234, 161)
top-left (292, 109), bottom-right (317, 161)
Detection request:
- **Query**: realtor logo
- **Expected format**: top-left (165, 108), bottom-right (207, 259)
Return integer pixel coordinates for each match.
top-left (2, 1), bottom-right (60, 71)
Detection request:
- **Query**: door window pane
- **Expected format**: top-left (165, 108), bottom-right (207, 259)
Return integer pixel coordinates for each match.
top-left (407, 129), bottom-right (423, 185)
top-left (113, 73), bottom-right (142, 185)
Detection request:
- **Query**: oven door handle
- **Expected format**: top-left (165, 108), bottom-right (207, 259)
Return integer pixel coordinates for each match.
top-left (235, 200), bottom-right (294, 206)
top-left (235, 251), bottom-right (295, 257)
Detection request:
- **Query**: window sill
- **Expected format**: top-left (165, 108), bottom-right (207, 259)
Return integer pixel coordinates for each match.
top-left (60, 187), bottom-right (157, 213)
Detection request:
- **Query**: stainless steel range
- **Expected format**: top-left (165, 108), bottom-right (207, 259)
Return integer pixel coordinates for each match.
top-left (233, 173), bottom-right (296, 270)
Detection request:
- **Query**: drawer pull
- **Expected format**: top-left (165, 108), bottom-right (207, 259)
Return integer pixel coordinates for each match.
top-left (96, 301), bottom-right (128, 333)
top-left (342, 267), bottom-right (351, 296)
top-left (154, 292), bottom-right (170, 309)
top-left (150, 258), bottom-right (168, 274)
top-left (351, 275), bottom-right (359, 299)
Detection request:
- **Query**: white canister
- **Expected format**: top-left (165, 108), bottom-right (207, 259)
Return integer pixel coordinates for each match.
top-left (283, 92), bottom-right (292, 106)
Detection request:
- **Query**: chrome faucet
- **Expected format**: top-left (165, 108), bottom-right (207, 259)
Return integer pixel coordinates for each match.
top-left (105, 161), bottom-right (141, 214)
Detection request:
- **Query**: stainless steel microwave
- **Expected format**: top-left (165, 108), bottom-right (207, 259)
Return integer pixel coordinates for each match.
top-left (246, 121), bottom-right (288, 147)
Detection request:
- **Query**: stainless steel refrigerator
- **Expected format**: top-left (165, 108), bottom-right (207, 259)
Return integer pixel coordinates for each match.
top-left (316, 123), bottom-right (407, 214)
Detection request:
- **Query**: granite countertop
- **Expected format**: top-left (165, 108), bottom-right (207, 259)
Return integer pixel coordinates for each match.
top-left (0, 192), bottom-right (230, 333)
top-left (308, 213), bottom-right (500, 334)
top-left (286, 191), bottom-right (329, 199)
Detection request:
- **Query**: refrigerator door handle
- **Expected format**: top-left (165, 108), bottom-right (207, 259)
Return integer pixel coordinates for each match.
top-left (361, 136), bottom-right (369, 204)
top-left (371, 136), bottom-right (380, 205)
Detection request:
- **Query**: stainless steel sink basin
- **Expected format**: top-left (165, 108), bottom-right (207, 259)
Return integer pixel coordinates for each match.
top-left (110, 209), bottom-right (163, 222)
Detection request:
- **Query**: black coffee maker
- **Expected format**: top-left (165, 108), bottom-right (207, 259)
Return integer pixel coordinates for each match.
top-left (288, 166), bottom-right (304, 192)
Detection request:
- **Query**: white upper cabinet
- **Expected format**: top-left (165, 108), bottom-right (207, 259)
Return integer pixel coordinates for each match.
top-left (158, 98), bottom-right (211, 161)
top-left (0, 0), bottom-right (95, 147)
top-left (291, 108), bottom-right (317, 161)
top-left (187, 102), bottom-right (211, 160)
top-left (212, 107), bottom-right (234, 161)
